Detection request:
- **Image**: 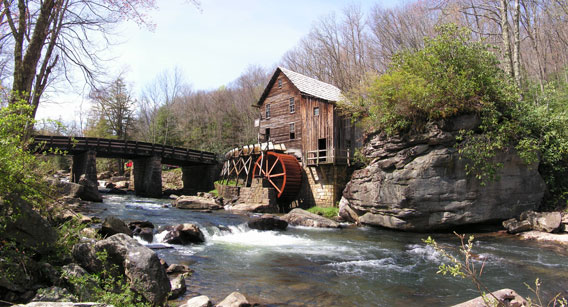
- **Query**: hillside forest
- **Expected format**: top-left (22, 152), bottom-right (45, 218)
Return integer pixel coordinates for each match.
top-left (20, 1), bottom-right (562, 152)
top-left (3, 0), bottom-right (568, 207)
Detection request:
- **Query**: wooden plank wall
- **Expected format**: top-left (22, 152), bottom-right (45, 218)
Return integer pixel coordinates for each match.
top-left (258, 72), bottom-right (303, 150)
top-left (258, 70), bottom-right (360, 164)
top-left (300, 96), bottom-right (334, 157)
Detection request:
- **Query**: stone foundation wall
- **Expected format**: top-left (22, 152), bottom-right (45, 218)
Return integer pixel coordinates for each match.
top-left (215, 183), bottom-right (240, 201)
top-left (238, 179), bottom-right (277, 207)
top-left (297, 165), bottom-right (353, 208)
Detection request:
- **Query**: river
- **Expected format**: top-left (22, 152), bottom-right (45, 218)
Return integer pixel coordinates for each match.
top-left (86, 194), bottom-right (568, 306)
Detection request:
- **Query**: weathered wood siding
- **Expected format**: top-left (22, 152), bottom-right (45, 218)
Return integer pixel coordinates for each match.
top-left (333, 113), bottom-right (358, 161)
top-left (258, 71), bottom-right (303, 151)
top-left (257, 70), bottom-right (361, 165)
top-left (300, 96), bottom-right (334, 158)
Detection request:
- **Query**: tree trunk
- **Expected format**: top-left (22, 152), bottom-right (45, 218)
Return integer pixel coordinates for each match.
top-left (500, 0), bottom-right (514, 78)
top-left (513, 0), bottom-right (521, 89)
top-left (11, 0), bottom-right (58, 104)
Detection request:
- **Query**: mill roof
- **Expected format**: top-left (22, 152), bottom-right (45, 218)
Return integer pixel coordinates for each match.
top-left (258, 67), bottom-right (343, 105)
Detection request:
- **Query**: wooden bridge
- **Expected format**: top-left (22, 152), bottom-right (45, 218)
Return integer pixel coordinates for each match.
top-left (33, 135), bottom-right (218, 197)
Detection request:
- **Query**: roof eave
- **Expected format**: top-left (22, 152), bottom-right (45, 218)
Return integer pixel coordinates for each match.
top-left (257, 67), bottom-right (283, 106)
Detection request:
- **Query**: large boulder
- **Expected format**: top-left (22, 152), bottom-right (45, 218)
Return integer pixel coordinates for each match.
top-left (174, 195), bottom-right (222, 210)
top-left (72, 234), bottom-right (170, 305)
top-left (78, 175), bottom-right (103, 202)
top-left (4, 199), bottom-right (57, 255)
top-left (281, 208), bottom-right (340, 228)
top-left (341, 122), bottom-right (546, 231)
top-left (247, 214), bottom-right (288, 231)
top-left (160, 223), bottom-right (205, 245)
top-left (100, 216), bottom-right (132, 237)
top-left (46, 178), bottom-right (83, 198)
top-left (60, 263), bottom-right (99, 301)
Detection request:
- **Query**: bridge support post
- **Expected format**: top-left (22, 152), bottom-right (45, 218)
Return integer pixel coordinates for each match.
top-left (71, 150), bottom-right (97, 184)
top-left (133, 155), bottom-right (162, 198)
top-left (181, 165), bottom-right (218, 195)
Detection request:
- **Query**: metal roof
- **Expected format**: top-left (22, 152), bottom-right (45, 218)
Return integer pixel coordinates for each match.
top-left (257, 67), bottom-right (342, 105)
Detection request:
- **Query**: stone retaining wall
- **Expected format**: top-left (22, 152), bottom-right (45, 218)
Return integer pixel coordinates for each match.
top-left (298, 165), bottom-right (353, 208)
top-left (238, 179), bottom-right (277, 208)
top-left (215, 183), bottom-right (240, 201)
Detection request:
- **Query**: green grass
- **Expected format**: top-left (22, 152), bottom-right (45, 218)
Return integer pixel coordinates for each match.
top-left (215, 179), bottom-right (245, 187)
top-left (307, 206), bottom-right (339, 219)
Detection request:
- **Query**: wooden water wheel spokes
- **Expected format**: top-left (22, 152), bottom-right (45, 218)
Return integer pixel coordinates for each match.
top-left (253, 151), bottom-right (302, 201)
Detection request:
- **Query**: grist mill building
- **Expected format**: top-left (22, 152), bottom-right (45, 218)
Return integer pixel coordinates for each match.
top-left (254, 67), bottom-right (361, 207)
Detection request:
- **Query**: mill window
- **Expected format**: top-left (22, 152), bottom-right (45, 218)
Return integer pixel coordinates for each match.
top-left (278, 79), bottom-right (282, 88)
top-left (289, 97), bottom-right (295, 113)
top-left (313, 107), bottom-right (319, 116)
top-left (289, 123), bottom-right (295, 140)
top-left (265, 104), bottom-right (271, 118)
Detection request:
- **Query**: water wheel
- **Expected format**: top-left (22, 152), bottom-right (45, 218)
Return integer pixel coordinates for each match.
top-left (252, 151), bottom-right (302, 202)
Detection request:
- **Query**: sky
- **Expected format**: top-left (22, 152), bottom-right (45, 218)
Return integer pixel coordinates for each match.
top-left (36, 0), bottom-right (402, 124)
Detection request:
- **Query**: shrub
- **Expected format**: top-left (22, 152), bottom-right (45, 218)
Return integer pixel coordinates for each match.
top-left (342, 24), bottom-right (517, 136)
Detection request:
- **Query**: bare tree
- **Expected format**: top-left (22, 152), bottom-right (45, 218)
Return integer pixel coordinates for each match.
top-left (137, 67), bottom-right (189, 145)
top-left (282, 5), bottom-right (374, 91)
top-left (0, 0), bottom-right (200, 136)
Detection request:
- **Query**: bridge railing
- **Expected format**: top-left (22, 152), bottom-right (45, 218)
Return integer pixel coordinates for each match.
top-left (32, 135), bottom-right (217, 164)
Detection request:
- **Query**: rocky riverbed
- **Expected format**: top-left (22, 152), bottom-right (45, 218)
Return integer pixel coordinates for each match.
top-left (46, 193), bottom-right (566, 306)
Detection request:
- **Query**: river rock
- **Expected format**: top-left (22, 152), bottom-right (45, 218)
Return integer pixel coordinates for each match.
top-left (113, 180), bottom-right (129, 189)
top-left (167, 264), bottom-right (192, 275)
top-left (168, 274), bottom-right (187, 300)
top-left (519, 231), bottom-right (568, 245)
top-left (110, 176), bottom-right (127, 182)
top-left (341, 122), bottom-right (546, 231)
top-left (98, 171), bottom-right (112, 180)
top-left (281, 208), bottom-right (340, 228)
top-left (217, 291), bottom-right (250, 307)
top-left (502, 218), bottom-right (532, 234)
top-left (181, 295), bottom-right (212, 307)
top-left (31, 286), bottom-right (77, 302)
top-left (174, 195), bottom-right (223, 210)
top-left (100, 216), bottom-right (132, 237)
top-left (161, 223), bottom-right (205, 244)
top-left (522, 211), bottom-right (561, 233)
top-left (452, 288), bottom-right (527, 307)
top-left (4, 199), bottom-right (57, 255)
top-left (228, 202), bottom-right (278, 213)
top-left (16, 303), bottom-right (112, 307)
top-left (78, 175), bottom-right (103, 202)
top-left (47, 178), bottom-right (83, 198)
top-left (503, 211), bottom-right (562, 234)
top-left (338, 197), bottom-right (359, 224)
top-left (60, 263), bottom-right (99, 301)
top-left (72, 233), bottom-right (170, 305)
top-left (129, 221), bottom-right (154, 243)
top-left (247, 214), bottom-right (288, 231)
